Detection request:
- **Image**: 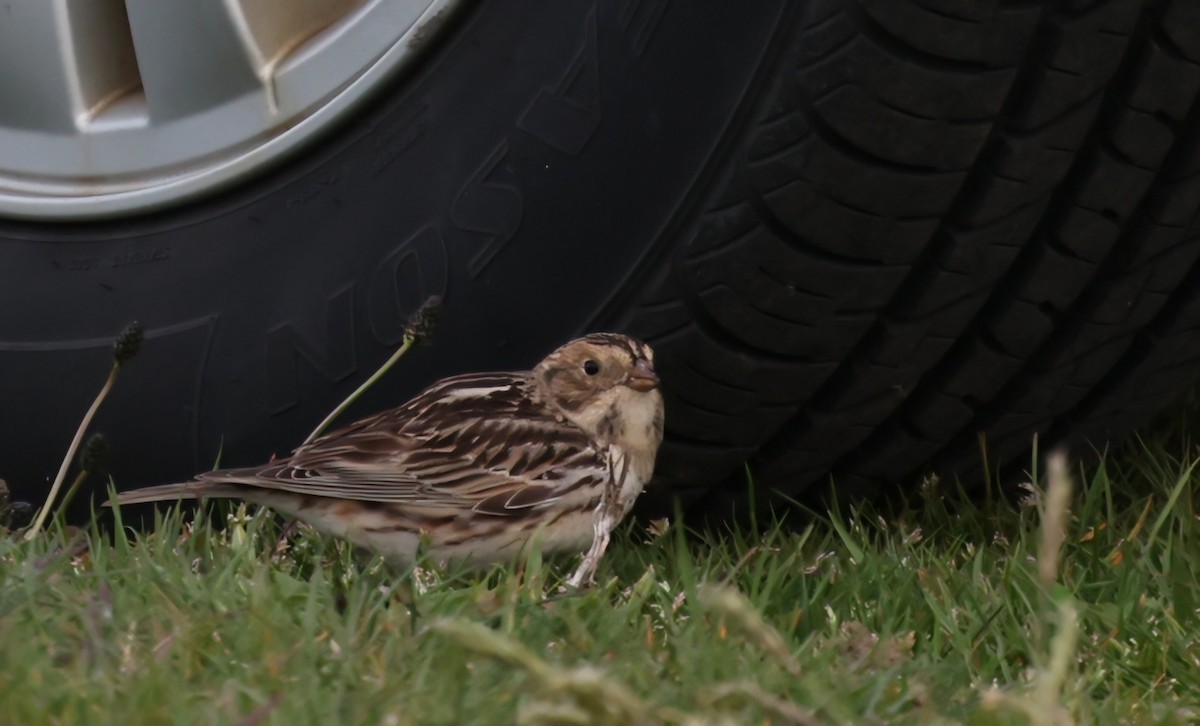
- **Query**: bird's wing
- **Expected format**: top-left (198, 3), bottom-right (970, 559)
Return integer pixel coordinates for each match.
top-left (199, 372), bottom-right (609, 514)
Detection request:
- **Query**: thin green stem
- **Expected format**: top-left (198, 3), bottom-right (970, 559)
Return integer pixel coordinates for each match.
top-left (26, 363), bottom-right (120, 539)
top-left (56, 469), bottom-right (91, 523)
top-left (304, 336), bottom-right (414, 445)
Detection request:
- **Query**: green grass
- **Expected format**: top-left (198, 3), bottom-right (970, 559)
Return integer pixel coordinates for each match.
top-left (3, 439), bottom-right (1200, 724)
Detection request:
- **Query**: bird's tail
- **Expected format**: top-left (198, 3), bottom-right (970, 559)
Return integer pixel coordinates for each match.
top-left (105, 481), bottom-right (246, 507)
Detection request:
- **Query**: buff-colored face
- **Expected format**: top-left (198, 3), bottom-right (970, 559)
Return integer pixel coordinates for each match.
top-left (532, 334), bottom-right (663, 450)
top-left (535, 334), bottom-right (659, 411)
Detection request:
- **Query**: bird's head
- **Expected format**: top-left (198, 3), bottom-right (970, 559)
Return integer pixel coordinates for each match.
top-left (534, 333), bottom-right (664, 453)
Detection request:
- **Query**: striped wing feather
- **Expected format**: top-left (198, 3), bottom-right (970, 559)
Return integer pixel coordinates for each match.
top-left (195, 372), bottom-right (608, 514)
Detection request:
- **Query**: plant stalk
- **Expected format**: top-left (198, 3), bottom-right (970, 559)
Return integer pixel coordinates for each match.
top-left (304, 336), bottom-right (414, 445)
top-left (26, 363), bottom-right (120, 539)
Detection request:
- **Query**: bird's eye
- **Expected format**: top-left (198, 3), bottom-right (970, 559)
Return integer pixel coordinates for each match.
top-left (583, 359), bottom-right (600, 376)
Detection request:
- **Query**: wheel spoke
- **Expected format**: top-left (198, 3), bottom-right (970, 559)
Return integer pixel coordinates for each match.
top-left (123, 0), bottom-right (264, 122)
top-left (234, 0), bottom-right (366, 70)
top-left (61, 0), bottom-right (143, 128)
top-left (0, 0), bottom-right (76, 132)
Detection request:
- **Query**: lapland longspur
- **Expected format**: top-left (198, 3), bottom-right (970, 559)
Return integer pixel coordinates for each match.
top-left (110, 333), bottom-right (664, 587)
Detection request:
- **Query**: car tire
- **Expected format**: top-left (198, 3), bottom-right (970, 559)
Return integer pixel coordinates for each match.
top-left (4, 0), bottom-right (1200, 516)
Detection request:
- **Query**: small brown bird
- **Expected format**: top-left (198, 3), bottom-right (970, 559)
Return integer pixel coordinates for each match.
top-left (110, 333), bottom-right (664, 587)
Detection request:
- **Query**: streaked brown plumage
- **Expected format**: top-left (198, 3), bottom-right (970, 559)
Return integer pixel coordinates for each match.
top-left (109, 333), bottom-right (664, 587)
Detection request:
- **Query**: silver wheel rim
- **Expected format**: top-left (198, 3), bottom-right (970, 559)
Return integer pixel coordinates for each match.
top-left (0, 0), bottom-right (461, 220)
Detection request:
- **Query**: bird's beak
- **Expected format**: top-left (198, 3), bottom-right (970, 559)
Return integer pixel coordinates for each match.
top-left (626, 358), bottom-right (660, 392)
